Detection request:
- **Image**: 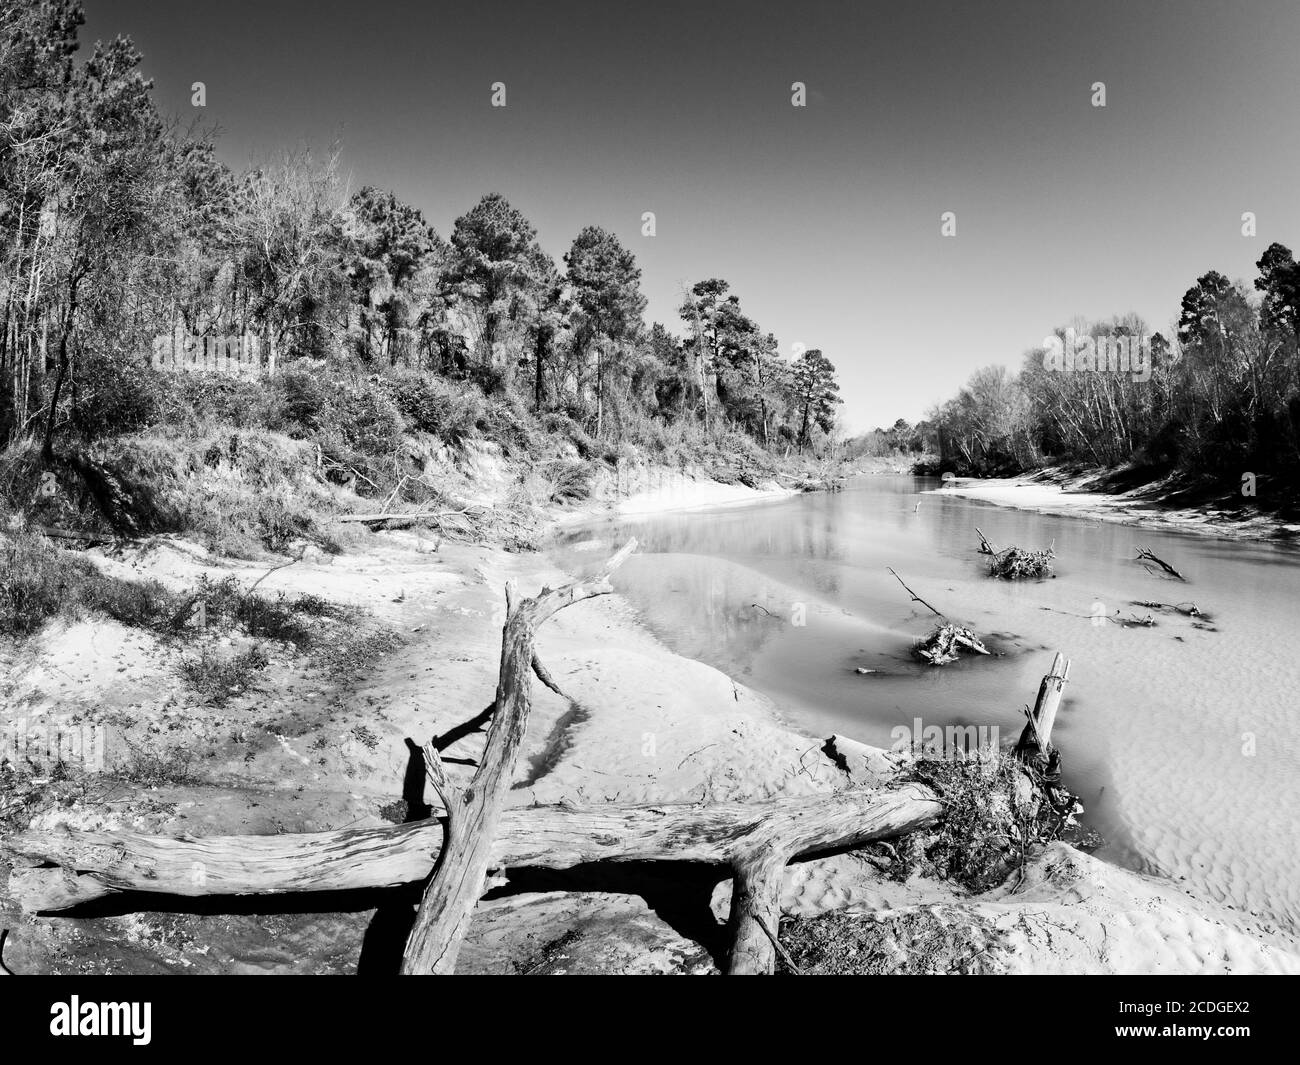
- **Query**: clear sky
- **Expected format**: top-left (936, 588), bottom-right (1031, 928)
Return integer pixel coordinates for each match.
top-left (84, 0), bottom-right (1300, 432)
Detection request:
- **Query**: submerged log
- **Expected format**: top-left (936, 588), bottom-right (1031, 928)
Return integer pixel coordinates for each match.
top-left (888, 566), bottom-right (991, 666)
top-left (1136, 547), bottom-right (1185, 581)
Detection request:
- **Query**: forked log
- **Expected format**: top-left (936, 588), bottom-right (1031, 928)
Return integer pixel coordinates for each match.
top-left (5, 786), bottom-right (943, 921)
top-left (400, 537), bottom-right (638, 975)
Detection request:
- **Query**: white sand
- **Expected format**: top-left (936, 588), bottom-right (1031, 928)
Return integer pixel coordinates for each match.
top-left (4, 474), bottom-right (1297, 973)
top-left (931, 473), bottom-right (1300, 540)
top-left (552, 466), bottom-right (795, 524)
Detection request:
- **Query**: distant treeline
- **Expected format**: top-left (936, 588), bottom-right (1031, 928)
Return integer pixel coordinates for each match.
top-left (0, 1), bottom-right (843, 466)
top-left (842, 418), bottom-right (934, 460)
top-left (928, 256), bottom-right (1300, 486)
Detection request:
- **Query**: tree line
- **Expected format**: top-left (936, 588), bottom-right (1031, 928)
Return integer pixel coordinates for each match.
top-left (929, 255), bottom-right (1300, 486)
top-left (0, 1), bottom-right (843, 466)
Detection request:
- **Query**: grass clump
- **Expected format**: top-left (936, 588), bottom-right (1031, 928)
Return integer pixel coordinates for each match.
top-left (114, 742), bottom-right (199, 787)
top-left (179, 645), bottom-right (270, 703)
top-left (0, 531), bottom-right (183, 637)
top-left (321, 627), bottom-right (403, 678)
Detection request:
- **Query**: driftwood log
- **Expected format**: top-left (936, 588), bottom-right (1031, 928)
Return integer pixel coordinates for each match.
top-left (914, 623), bottom-right (991, 666)
top-left (887, 566), bottom-right (992, 666)
top-left (1014, 651), bottom-right (1071, 760)
top-left (6, 786), bottom-right (944, 970)
top-left (337, 507), bottom-right (481, 525)
top-left (401, 537), bottom-right (638, 974)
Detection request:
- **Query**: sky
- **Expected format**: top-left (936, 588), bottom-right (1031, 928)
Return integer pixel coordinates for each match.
top-left (83, 0), bottom-right (1300, 432)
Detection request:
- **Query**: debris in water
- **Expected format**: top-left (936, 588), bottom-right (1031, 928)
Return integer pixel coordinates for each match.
top-left (1136, 547), bottom-right (1186, 581)
top-left (988, 543), bottom-right (1055, 580)
top-left (914, 624), bottom-right (991, 666)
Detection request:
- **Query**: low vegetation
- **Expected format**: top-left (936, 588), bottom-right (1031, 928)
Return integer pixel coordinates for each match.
top-left (1, 3), bottom-right (852, 568)
top-left (0, 525), bottom-right (389, 706)
top-left (0, 530), bottom-right (178, 636)
top-left (900, 754), bottom-right (1077, 893)
top-left (778, 907), bottom-right (1006, 976)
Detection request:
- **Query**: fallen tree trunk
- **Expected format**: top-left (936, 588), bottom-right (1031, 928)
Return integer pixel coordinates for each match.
top-left (30, 524), bottom-right (116, 544)
top-left (337, 507), bottom-right (482, 525)
top-left (5, 785), bottom-right (943, 919)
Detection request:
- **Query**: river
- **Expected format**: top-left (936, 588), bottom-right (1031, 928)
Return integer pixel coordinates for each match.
top-left (550, 474), bottom-right (1300, 936)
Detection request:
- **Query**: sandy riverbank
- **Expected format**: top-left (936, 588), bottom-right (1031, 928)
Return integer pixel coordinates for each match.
top-left (930, 468), bottom-right (1300, 543)
top-left (2, 479), bottom-right (1297, 974)
top-left (591, 467), bottom-right (796, 520)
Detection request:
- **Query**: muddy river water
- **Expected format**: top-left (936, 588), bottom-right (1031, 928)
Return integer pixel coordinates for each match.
top-left (550, 475), bottom-right (1300, 935)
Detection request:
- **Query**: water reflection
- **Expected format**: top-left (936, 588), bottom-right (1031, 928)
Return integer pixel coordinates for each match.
top-left (550, 475), bottom-right (1300, 931)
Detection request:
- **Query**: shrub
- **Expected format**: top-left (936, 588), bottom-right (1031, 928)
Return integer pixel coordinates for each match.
top-left (115, 744), bottom-right (199, 787)
top-left (0, 533), bottom-right (82, 636)
top-left (335, 381), bottom-right (405, 456)
top-left (0, 531), bottom-right (182, 637)
top-left (71, 354), bottom-right (164, 437)
top-left (520, 457), bottom-right (594, 506)
top-left (390, 373), bottom-right (486, 443)
top-left (153, 372), bottom-right (284, 434)
top-left (274, 363), bottom-right (334, 435)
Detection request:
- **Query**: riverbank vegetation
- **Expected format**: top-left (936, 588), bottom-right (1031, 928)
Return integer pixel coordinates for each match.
top-left (1, 2), bottom-right (846, 555)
